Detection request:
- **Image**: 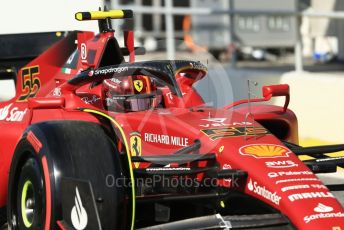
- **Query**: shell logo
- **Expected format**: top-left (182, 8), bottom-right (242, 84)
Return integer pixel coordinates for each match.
top-left (239, 144), bottom-right (290, 158)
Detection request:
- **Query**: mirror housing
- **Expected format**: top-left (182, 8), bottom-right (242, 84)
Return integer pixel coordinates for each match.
top-left (223, 84), bottom-right (290, 112)
top-left (263, 84), bottom-right (290, 112)
top-left (263, 84), bottom-right (289, 99)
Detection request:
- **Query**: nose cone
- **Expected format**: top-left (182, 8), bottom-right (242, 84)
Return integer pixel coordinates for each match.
top-left (217, 141), bottom-right (344, 229)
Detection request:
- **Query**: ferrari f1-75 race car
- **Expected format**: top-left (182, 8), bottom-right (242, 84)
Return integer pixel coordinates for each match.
top-left (1, 9), bottom-right (344, 230)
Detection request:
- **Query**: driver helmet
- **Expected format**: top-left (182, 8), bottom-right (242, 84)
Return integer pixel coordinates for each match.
top-left (103, 75), bottom-right (161, 112)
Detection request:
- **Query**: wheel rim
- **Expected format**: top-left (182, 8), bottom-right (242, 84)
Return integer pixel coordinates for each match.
top-left (21, 180), bottom-right (35, 228)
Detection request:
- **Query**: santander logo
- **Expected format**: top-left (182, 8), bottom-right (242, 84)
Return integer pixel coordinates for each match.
top-left (303, 203), bottom-right (344, 224)
top-left (0, 104), bottom-right (27, 122)
top-left (314, 203), bottom-right (333, 213)
top-left (247, 179), bottom-right (281, 205)
top-left (0, 104), bottom-right (11, 120)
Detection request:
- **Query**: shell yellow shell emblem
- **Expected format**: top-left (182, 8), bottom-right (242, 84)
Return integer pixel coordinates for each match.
top-left (130, 132), bottom-right (142, 168)
top-left (134, 80), bottom-right (143, 92)
top-left (239, 144), bottom-right (290, 158)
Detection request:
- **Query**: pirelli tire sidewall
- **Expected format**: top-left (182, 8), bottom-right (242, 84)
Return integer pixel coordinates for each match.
top-left (7, 135), bottom-right (49, 230)
top-left (7, 121), bottom-right (128, 230)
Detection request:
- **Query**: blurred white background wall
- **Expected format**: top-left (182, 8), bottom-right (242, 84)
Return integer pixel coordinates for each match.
top-left (0, 0), bottom-right (104, 34)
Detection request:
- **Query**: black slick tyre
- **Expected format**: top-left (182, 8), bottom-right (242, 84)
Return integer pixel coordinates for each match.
top-left (7, 121), bottom-right (128, 230)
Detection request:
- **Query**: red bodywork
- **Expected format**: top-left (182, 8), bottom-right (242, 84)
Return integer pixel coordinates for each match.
top-left (0, 27), bottom-right (343, 230)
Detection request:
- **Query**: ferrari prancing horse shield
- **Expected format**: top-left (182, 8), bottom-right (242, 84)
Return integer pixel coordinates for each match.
top-left (134, 80), bottom-right (143, 92)
top-left (130, 132), bottom-right (142, 168)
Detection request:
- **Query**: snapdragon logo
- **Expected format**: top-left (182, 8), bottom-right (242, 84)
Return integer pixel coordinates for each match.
top-left (94, 66), bottom-right (129, 75)
top-left (71, 187), bottom-right (88, 230)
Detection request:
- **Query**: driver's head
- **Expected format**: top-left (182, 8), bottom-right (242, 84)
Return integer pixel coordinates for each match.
top-left (103, 75), bottom-right (161, 112)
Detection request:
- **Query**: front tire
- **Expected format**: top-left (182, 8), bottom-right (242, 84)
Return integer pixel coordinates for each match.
top-left (0, 207), bottom-right (6, 229)
top-left (7, 138), bottom-right (46, 230)
top-left (8, 121), bottom-right (128, 230)
top-left (16, 158), bottom-right (44, 229)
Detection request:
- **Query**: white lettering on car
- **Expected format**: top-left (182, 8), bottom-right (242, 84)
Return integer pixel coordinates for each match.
top-left (247, 179), bottom-right (281, 205)
top-left (265, 160), bottom-right (298, 168)
top-left (0, 103), bottom-right (27, 122)
top-left (94, 67), bottom-right (129, 75)
top-left (199, 118), bottom-right (252, 128)
top-left (288, 192), bottom-right (334, 202)
top-left (303, 203), bottom-right (344, 224)
top-left (144, 133), bottom-right (189, 147)
top-left (81, 95), bottom-right (100, 105)
top-left (275, 178), bottom-right (320, 184)
top-left (268, 171), bottom-right (313, 178)
top-left (281, 184), bottom-right (327, 192)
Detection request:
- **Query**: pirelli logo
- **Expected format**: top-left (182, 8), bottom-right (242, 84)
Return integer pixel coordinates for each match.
top-left (201, 126), bottom-right (270, 140)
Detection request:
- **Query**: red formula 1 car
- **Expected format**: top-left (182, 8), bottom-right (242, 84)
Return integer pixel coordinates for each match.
top-left (1, 9), bottom-right (344, 230)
